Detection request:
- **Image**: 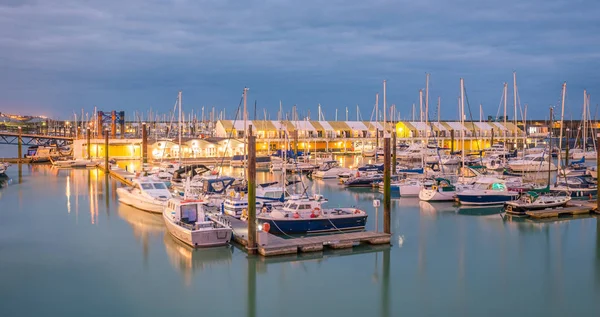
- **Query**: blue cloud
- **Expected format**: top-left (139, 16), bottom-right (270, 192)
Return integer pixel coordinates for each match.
top-left (0, 0), bottom-right (598, 120)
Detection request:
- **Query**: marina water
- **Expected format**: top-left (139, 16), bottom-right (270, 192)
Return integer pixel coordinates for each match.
top-left (1, 160), bottom-right (600, 316)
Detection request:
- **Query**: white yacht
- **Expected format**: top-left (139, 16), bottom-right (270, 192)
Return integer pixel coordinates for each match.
top-left (508, 153), bottom-right (556, 172)
top-left (419, 178), bottom-right (458, 202)
top-left (51, 157), bottom-right (101, 168)
top-left (483, 143), bottom-right (510, 156)
top-left (163, 198), bottom-right (232, 248)
top-left (116, 178), bottom-right (172, 213)
top-left (312, 160), bottom-right (352, 179)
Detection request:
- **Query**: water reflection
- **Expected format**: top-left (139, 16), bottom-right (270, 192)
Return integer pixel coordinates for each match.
top-left (163, 233), bottom-right (233, 286)
top-left (118, 204), bottom-right (165, 266)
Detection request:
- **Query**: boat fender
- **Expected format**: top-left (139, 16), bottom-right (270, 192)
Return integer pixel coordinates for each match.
top-left (293, 212), bottom-right (300, 219)
top-left (262, 223), bottom-right (271, 232)
top-left (261, 206), bottom-right (268, 214)
top-left (354, 209), bottom-right (361, 214)
top-left (432, 185), bottom-right (438, 191)
top-left (312, 207), bottom-right (321, 217)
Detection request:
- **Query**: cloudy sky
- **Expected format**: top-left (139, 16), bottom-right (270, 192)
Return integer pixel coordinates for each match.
top-left (1, 0), bottom-right (598, 120)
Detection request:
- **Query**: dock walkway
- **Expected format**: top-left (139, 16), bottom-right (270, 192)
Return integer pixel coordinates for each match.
top-left (524, 201), bottom-right (599, 219)
top-left (212, 215), bottom-right (391, 257)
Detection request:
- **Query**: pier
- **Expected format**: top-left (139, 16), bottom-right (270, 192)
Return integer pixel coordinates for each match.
top-left (213, 214), bottom-right (391, 257)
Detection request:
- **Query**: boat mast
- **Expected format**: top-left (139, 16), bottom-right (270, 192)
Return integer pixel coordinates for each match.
top-left (583, 90), bottom-right (587, 151)
top-left (513, 72), bottom-right (518, 152)
top-left (419, 89), bottom-right (423, 123)
top-left (425, 73), bottom-right (430, 128)
top-left (558, 82), bottom-right (566, 172)
top-left (503, 82), bottom-right (507, 149)
top-left (178, 90), bottom-right (182, 166)
top-left (243, 87), bottom-right (248, 174)
top-left (460, 78), bottom-right (465, 167)
top-left (548, 106), bottom-right (553, 187)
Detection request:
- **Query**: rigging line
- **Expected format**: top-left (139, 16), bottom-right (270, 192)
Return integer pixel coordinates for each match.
top-left (494, 86), bottom-right (504, 121)
top-left (216, 94), bottom-right (245, 176)
top-left (426, 98), bottom-right (445, 174)
top-left (462, 83), bottom-right (483, 163)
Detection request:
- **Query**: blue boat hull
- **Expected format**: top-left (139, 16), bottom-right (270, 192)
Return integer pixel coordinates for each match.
top-left (457, 194), bottom-right (518, 205)
top-left (257, 216), bottom-right (368, 234)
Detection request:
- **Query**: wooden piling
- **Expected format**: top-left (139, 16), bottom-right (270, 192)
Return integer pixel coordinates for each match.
top-left (392, 132), bottom-right (397, 175)
top-left (383, 137), bottom-right (391, 234)
top-left (490, 128), bottom-right (494, 147)
top-left (104, 129), bottom-right (109, 171)
top-left (86, 127), bottom-right (91, 159)
top-left (17, 127), bottom-right (22, 163)
top-left (450, 129), bottom-right (455, 151)
top-left (247, 125), bottom-right (257, 254)
top-left (142, 122), bottom-right (148, 164)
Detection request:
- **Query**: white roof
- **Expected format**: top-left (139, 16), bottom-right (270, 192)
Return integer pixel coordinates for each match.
top-left (474, 122), bottom-right (495, 131)
top-left (271, 121), bottom-right (288, 131)
top-left (409, 122), bottom-right (430, 131)
top-left (445, 122), bottom-right (467, 131)
top-left (318, 121), bottom-right (334, 131)
top-left (489, 122), bottom-right (507, 131)
top-left (293, 121), bottom-right (316, 132)
top-left (368, 122), bottom-right (384, 130)
top-left (432, 122), bottom-right (448, 131)
top-left (345, 121), bottom-right (368, 130)
top-left (232, 121), bottom-right (252, 130)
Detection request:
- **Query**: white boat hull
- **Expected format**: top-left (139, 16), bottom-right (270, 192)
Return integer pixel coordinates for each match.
top-left (419, 189), bottom-right (455, 201)
top-left (163, 213), bottom-right (232, 248)
top-left (509, 162), bottom-right (557, 172)
top-left (398, 184), bottom-right (421, 197)
top-left (117, 188), bottom-right (166, 213)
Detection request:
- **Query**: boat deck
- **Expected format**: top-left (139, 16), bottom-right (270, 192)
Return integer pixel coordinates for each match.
top-left (211, 215), bottom-right (391, 257)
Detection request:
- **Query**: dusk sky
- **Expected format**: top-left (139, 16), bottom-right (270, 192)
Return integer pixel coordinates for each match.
top-left (1, 0), bottom-right (599, 120)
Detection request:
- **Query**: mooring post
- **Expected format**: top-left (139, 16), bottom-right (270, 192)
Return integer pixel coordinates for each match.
top-left (450, 129), bottom-right (455, 152)
top-left (86, 127), bottom-right (91, 159)
top-left (490, 128), bottom-right (494, 148)
top-left (104, 129), bottom-right (110, 172)
top-left (17, 127), bottom-right (22, 163)
top-left (383, 137), bottom-right (391, 234)
top-left (142, 122), bottom-right (148, 164)
top-left (247, 125), bottom-right (257, 254)
top-left (392, 132), bottom-right (397, 175)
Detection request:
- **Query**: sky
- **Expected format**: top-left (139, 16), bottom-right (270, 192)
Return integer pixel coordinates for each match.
top-left (1, 0), bottom-right (599, 121)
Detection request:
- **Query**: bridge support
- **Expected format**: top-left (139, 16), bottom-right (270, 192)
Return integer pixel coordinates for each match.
top-left (17, 127), bottom-right (22, 163)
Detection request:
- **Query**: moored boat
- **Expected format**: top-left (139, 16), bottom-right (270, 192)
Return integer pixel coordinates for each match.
top-left (256, 195), bottom-right (367, 234)
top-left (418, 178), bottom-right (457, 202)
top-left (163, 198), bottom-right (232, 248)
top-left (456, 178), bottom-right (519, 205)
top-left (116, 177), bottom-right (172, 213)
top-left (504, 191), bottom-right (571, 215)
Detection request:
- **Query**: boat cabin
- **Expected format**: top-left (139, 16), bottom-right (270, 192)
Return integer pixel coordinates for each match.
top-left (472, 178), bottom-right (508, 191)
top-left (319, 160), bottom-right (340, 171)
top-left (166, 200), bottom-right (214, 229)
top-left (132, 179), bottom-right (171, 199)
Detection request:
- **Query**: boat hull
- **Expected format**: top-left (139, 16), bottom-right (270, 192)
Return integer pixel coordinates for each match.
top-left (504, 200), bottom-right (570, 215)
top-left (116, 188), bottom-right (166, 213)
top-left (163, 213), bottom-right (232, 248)
top-left (456, 193), bottom-right (518, 205)
top-left (419, 189), bottom-right (456, 201)
top-left (257, 216), bottom-right (367, 234)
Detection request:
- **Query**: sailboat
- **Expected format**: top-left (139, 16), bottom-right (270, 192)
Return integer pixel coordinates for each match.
top-left (505, 100), bottom-right (572, 214)
top-left (571, 90), bottom-right (597, 160)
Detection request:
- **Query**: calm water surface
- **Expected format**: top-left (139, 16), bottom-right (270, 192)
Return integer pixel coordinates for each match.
top-left (1, 162), bottom-right (600, 316)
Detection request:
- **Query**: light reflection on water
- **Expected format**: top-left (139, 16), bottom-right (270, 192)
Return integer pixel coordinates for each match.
top-left (0, 164), bottom-right (600, 316)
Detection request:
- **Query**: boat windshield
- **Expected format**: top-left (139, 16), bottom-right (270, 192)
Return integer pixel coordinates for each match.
top-left (141, 183), bottom-right (153, 190)
top-left (180, 204), bottom-right (198, 222)
top-left (153, 183), bottom-right (167, 190)
top-left (287, 203), bottom-right (298, 210)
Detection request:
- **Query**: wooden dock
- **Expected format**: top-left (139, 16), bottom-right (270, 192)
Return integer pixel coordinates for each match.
top-left (99, 165), bottom-right (135, 186)
top-left (213, 215), bottom-right (391, 257)
top-left (524, 201), bottom-right (599, 219)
